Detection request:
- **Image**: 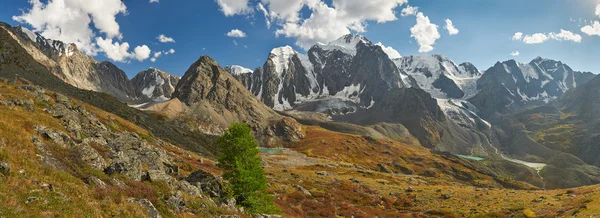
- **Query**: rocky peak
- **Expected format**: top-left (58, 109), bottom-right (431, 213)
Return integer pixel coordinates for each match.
top-left (224, 65), bottom-right (253, 76)
top-left (313, 34), bottom-right (371, 56)
top-left (172, 55), bottom-right (304, 147)
top-left (131, 67), bottom-right (180, 101)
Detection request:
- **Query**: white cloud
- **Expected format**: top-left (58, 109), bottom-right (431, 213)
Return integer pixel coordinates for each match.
top-left (150, 49), bottom-right (175, 62)
top-left (582, 21), bottom-right (600, 36)
top-left (548, 29), bottom-right (582, 42)
top-left (515, 30), bottom-right (581, 44)
top-left (96, 37), bottom-right (151, 62)
top-left (375, 42), bottom-right (401, 59)
top-left (96, 37), bottom-right (132, 63)
top-left (444, 19), bottom-right (459, 35)
top-left (510, 51), bottom-right (520, 56)
top-left (215, 0), bottom-right (253, 16)
top-left (133, 45), bottom-right (151, 61)
top-left (596, 4), bottom-right (600, 18)
top-left (226, 29), bottom-right (247, 38)
top-left (13, 0), bottom-right (128, 55)
top-left (401, 5), bottom-right (418, 17)
top-left (151, 51), bottom-right (162, 62)
top-left (522, 33), bottom-right (548, 44)
top-left (150, 0), bottom-right (159, 3)
top-left (157, 34), bottom-right (175, 43)
top-left (410, 12), bottom-right (440, 53)
top-left (257, 3), bottom-right (271, 28)
top-left (272, 0), bottom-right (408, 49)
top-left (233, 40), bottom-right (238, 46)
top-left (512, 32), bottom-right (523, 41)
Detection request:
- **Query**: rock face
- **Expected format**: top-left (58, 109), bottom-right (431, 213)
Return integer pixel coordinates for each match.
top-left (131, 68), bottom-right (180, 101)
top-left (393, 54), bottom-right (481, 99)
top-left (172, 56), bottom-right (304, 147)
top-left (232, 34), bottom-right (407, 112)
top-left (0, 23), bottom-right (138, 103)
top-left (470, 57), bottom-right (594, 118)
top-left (0, 22), bottom-right (181, 105)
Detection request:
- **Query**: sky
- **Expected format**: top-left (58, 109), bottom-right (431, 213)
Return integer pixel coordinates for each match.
top-left (1, 0), bottom-right (600, 78)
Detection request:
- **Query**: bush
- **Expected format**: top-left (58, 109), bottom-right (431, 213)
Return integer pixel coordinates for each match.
top-left (217, 123), bottom-right (280, 214)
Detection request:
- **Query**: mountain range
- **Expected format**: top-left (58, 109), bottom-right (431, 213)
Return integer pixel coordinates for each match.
top-left (4, 20), bottom-right (600, 216)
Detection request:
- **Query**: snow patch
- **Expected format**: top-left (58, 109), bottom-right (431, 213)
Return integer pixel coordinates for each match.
top-left (228, 65), bottom-right (253, 75)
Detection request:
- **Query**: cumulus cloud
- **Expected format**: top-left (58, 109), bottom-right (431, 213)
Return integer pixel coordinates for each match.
top-left (150, 0), bottom-right (159, 3)
top-left (375, 42), bottom-right (401, 59)
top-left (522, 33), bottom-right (548, 44)
top-left (582, 21), bottom-right (600, 36)
top-left (157, 34), bottom-right (176, 43)
top-left (410, 12), bottom-right (440, 53)
top-left (96, 37), bottom-right (152, 62)
top-left (512, 32), bottom-right (523, 41)
top-left (13, 0), bottom-right (128, 55)
top-left (400, 4), bottom-right (418, 17)
top-left (215, 0), bottom-right (253, 16)
top-left (150, 49), bottom-right (175, 62)
top-left (515, 30), bottom-right (581, 44)
top-left (272, 0), bottom-right (408, 49)
top-left (510, 51), bottom-right (520, 56)
top-left (96, 37), bottom-right (133, 62)
top-left (133, 45), bottom-right (151, 61)
top-left (444, 19), bottom-right (459, 35)
top-left (596, 4), bottom-right (600, 18)
top-left (549, 29), bottom-right (582, 42)
top-left (226, 29), bottom-right (247, 38)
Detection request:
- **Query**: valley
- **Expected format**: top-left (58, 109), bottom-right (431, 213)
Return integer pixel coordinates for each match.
top-left (1, 13), bottom-right (600, 217)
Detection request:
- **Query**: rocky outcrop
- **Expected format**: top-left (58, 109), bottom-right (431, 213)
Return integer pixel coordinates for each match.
top-left (172, 56), bottom-right (304, 147)
top-left (185, 169), bottom-right (225, 198)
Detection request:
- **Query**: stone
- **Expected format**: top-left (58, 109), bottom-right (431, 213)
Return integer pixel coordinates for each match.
top-left (167, 191), bottom-right (185, 211)
top-left (0, 162), bottom-right (10, 176)
top-left (349, 177), bottom-right (360, 183)
top-left (294, 185), bottom-right (312, 197)
top-left (316, 171), bottom-right (330, 176)
top-left (76, 142), bottom-right (107, 171)
top-left (54, 93), bottom-right (71, 106)
top-left (252, 214), bottom-right (285, 218)
top-left (186, 169), bottom-right (224, 198)
top-left (88, 176), bottom-right (107, 189)
top-left (130, 199), bottom-right (162, 218)
top-left (177, 180), bottom-right (203, 198)
top-left (442, 193), bottom-right (452, 200)
top-left (221, 198), bottom-right (237, 211)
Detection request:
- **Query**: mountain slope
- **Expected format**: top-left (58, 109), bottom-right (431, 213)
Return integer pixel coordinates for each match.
top-left (0, 22), bottom-right (143, 103)
top-left (0, 23), bottom-right (217, 156)
top-left (172, 56), bottom-right (304, 147)
top-left (233, 34), bottom-right (407, 111)
top-left (470, 57), bottom-right (594, 119)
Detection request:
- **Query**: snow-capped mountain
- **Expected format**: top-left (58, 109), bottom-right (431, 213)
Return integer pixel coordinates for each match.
top-left (232, 34), bottom-right (407, 112)
top-left (131, 68), bottom-right (180, 102)
top-left (470, 57), bottom-right (595, 118)
top-left (393, 54), bottom-right (481, 99)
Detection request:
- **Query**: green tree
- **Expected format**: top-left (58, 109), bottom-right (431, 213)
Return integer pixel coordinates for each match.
top-left (217, 123), bottom-right (280, 214)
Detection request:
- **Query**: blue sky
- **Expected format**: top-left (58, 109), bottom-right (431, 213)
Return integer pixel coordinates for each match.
top-left (1, 0), bottom-right (600, 78)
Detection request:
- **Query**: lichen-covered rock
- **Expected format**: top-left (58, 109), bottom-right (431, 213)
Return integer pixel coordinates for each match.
top-left (185, 169), bottom-right (224, 198)
top-left (129, 198), bottom-right (162, 218)
top-left (0, 162), bottom-right (10, 176)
